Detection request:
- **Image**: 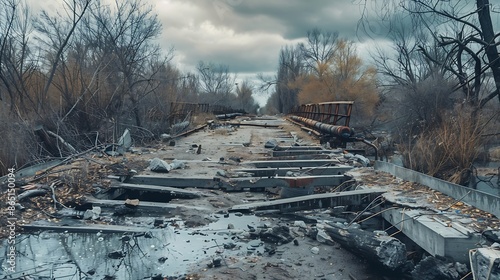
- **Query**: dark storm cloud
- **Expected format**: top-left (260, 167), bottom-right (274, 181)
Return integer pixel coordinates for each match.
top-left (156, 0), bottom-right (371, 74)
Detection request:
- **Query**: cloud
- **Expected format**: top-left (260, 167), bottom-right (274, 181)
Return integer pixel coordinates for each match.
top-left (153, 0), bottom-right (372, 75)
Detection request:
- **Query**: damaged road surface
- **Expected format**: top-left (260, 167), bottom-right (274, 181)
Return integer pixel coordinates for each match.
top-left (2, 115), bottom-right (498, 279)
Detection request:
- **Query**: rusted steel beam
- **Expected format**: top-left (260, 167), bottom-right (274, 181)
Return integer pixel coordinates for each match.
top-left (289, 116), bottom-right (354, 140)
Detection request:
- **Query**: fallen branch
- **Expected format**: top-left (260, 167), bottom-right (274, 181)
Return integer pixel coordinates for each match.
top-left (46, 130), bottom-right (78, 154)
top-left (17, 189), bottom-right (48, 201)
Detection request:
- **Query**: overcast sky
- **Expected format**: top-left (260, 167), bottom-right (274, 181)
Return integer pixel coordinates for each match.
top-left (152, 0), bottom-right (380, 77)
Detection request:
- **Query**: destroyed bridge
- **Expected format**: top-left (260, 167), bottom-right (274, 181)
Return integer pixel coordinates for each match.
top-left (1, 101), bottom-right (500, 280)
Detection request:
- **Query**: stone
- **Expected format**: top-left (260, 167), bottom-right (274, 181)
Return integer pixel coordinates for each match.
top-left (149, 158), bottom-right (171, 173)
top-left (316, 228), bottom-right (334, 245)
top-left (310, 247), bottom-right (320, 254)
top-left (293, 220), bottom-right (307, 228)
top-left (227, 223), bottom-right (235, 229)
top-left (260, 225), bottom-right (294, 245)
top-left (354, 154), bottom-right (370, 167)
top-left (265, 139), bottom-right (279, 149)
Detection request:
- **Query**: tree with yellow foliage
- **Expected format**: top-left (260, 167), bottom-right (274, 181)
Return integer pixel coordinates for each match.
top-left (296, 33), bottom-right (379, 123)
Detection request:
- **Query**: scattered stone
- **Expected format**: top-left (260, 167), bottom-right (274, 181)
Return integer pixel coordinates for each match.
top-left (227, 223), bottom-right (235, 229)
top-left (149, 158), bottom-right (171, 173)
top-left (293, 220), bottom-right (307, 229)
top-left (83, 206), bottom-right (101, 220)
top-left (316, 228), bottom-right (334, 245)
top-left (265, 139), bottom-right (279, 149)
top-left (354, 154), bottom-right (370, 167)
top-left (125, 199), bottom-right (140, 206)
top-left (293, 239), bottom-right (299, 246)
top-left (260, 225), bottom-right (294, 245)
top-left (310, 247), bottom-right (320, 254)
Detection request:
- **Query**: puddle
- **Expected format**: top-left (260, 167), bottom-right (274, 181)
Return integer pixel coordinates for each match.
top-left (1, 214), bottom-right (264, 279)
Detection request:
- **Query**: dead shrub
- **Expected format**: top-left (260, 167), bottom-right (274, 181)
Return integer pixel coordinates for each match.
top-left (399, 105), bottom-right (488, 185)
top-left (0, 109), bottom-right (39, 176)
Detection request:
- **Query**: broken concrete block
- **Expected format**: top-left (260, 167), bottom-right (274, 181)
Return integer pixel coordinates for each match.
top-left (170, 159), bottom-right (186, 170)
top-left (264, 139), bottom-right (279, 149)
top-left (412, 256), bottom-right (464, 280)
top-left (118, 129), bottom-right (132, 150)
top-left (293, 220), bottom-right (307, 229)
top-left (149, 158), bottom-right (171, 173)
top-left (470, 248), bottom-right (500, 280)
top-left (316, 228), bottom-right (334, 245)
top-left (354, 154), bottom-right (370, 167)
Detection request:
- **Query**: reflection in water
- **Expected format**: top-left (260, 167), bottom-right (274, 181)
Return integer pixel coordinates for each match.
top-left (1, 214), bottom-right (262, 279)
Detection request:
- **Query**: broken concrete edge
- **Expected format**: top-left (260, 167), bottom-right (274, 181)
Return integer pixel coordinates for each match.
top-left (374, 161), bottom-right (500, 219)
top-left (469, 247), bottom-right (500, 280)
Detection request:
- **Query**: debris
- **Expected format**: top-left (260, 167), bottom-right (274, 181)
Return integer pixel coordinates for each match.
top-left (324, 223), bottom-right (410, 272)
top-left (83, 206), bottom-right (101, 220)
top-left (353, 154), bottom-right (370, 167)
top-left (17, 189), bottom-right (48, 202)
top-left (265, 139), bottom-right (279, 149)
top-left (411, 256), bottom-right (465, 280)
top-left (117, 129), bottom-right (132, 150)
top-left (293, 220), bottom-right (307, 229)
top-left (125, 199), bottom-right (140, 206)
top-left (310, 247), bottom-right (320, 254)
top-left (470, 247), bottom-right (500, 280)
top-left (149, 158), bottom-right (171, 173)
top-left (260, 225), bottom-right (294, 245)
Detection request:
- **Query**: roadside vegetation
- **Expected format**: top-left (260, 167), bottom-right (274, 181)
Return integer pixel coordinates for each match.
top-left (0, 0), bottom-right (259, 175)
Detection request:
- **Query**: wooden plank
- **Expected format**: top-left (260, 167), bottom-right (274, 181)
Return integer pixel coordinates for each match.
top-left (230, 189), bottom-right (386, 212)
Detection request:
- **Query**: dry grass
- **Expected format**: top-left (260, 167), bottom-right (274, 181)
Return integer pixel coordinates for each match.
top-left (399, 105), bottom-right (488, 184)
top-left (0, 111), bottom-right (39, 176)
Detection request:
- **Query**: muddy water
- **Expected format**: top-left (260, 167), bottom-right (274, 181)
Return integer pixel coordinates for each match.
top-left (1, 214), bottom-right (263, 279)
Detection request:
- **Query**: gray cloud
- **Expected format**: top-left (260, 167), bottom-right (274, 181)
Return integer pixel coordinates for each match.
top-left (155, 0), bottom-right (371, 74)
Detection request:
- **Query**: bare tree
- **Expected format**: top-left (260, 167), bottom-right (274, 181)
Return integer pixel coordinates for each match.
top-left (88, 0), bottom-right (167, 128)
top-left (196, 61), bottom-right (236, 106)
top-left (34, 0), bottom-right (92, 113)
top-left (299, 28), bottom-right (339, 77)
top-left (361, 0), bottom-right (500, 108)
top-left (0, 0), bottom-right (40, 116)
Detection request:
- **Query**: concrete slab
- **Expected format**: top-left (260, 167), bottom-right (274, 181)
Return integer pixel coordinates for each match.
top-left (115, 183), bottom-right (202, 198)
top-left (243, 159), bottom-right (340, 168)
top-left (271, 150), bottom-right (334, 157)
top-left (381, 208), bottom-right (481, 263)
top-left (85, 197), bottom-right (210, 211)
top-left (230, 189), bottom-right (386, 213)
top-left (375, 161), bottom-right (500, 219)
top-left (232, 166), bottom-right (353, 177)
